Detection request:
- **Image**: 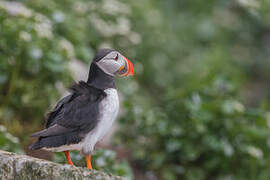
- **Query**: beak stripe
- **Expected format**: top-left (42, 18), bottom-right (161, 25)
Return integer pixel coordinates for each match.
top-left (118, 57), bottom-right (134, 77)
top-left (124, 57), bottom-right (134, 76)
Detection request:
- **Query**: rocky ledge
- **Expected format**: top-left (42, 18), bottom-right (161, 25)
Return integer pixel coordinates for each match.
top-left (0, 150), bottom-right (123, 180)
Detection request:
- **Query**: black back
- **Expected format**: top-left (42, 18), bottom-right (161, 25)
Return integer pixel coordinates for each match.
top-left (29, 81), bottom-right (106, 149)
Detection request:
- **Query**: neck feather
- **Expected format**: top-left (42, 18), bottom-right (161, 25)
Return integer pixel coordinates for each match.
top-left (87, 63), bottom-right (116, 90)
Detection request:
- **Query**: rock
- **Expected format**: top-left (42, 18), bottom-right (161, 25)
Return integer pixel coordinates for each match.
top-left (0, 150), bottom-right (123, 180)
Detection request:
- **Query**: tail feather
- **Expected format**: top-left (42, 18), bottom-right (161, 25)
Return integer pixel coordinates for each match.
top-left (29, 131), bottom-right (83, 151)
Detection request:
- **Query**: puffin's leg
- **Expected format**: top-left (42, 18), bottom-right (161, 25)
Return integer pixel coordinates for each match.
top-left (85, 154), bottom-right (92, 170)
top-left (64, 151), bottom-right (74, 166)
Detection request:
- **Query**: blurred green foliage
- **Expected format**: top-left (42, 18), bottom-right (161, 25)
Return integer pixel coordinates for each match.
top-left (118, 75), bottom-right (270, 179)
top-left (0, 0), bottom-right (270, 179)
top-left (0, 125), bottom-right (23, 154)
top-left (0, 0), bottom-right (135, 177)
top-left (116, 0), bottom-right (270, 179)
top-left (0, 1), bottom-right (71, 137)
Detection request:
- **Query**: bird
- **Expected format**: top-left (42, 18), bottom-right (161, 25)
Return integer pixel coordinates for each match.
top-left (29, 48), bottom-right (134, 170)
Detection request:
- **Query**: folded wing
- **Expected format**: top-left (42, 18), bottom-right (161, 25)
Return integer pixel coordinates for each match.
top-left (29, 81), bottom-right (106, 150)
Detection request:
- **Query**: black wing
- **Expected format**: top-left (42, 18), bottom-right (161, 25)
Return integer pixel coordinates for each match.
top-left (29, 81), bottom-right (106, 149)
top-left (45, 94), bottom-right (73, 128)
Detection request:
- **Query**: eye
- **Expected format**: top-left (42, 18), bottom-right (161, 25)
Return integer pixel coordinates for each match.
top-left (114, 54), bottom-right (118, 61)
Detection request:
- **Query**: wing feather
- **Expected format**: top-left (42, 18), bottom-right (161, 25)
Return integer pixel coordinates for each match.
top-left (31, 124), bottom-right (72, 137)
top-left (32, 81), bottom-right (106, 138)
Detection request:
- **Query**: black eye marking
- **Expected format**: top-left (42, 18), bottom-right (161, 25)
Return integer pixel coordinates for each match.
top-left (114, 54), bottom-right (118, 61)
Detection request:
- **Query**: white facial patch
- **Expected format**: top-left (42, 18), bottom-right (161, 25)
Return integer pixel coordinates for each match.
top-left (95, 51), bottom-right (125, 76)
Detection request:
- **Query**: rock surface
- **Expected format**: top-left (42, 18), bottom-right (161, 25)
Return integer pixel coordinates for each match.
top-left (0, 150), bottom-right (123, 180)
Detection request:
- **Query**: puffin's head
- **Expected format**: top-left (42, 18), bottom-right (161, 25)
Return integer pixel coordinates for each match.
top-left (92, 48), bottom-right (134, 77)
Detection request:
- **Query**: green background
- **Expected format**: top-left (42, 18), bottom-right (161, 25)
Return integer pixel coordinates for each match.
top-left (0, 0), bottom-right (270, 179)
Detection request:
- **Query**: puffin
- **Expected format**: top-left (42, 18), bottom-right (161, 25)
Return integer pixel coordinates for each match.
top-left (29, 49), bottom-right (134, 170)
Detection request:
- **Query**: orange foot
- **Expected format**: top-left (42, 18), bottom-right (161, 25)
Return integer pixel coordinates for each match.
top-left (64, 151), bottom-right (74, 166)
top-left (85, 154), bottom-right (92, 170)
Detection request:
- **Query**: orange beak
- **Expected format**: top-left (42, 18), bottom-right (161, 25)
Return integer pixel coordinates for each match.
top-left (118, 56), bottom-right (134, 77)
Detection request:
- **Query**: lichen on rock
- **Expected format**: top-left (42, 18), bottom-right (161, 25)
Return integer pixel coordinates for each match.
top-left (0, 150), bottom-right (123, 180)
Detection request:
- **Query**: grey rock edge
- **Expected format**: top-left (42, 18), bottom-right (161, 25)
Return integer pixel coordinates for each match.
top-left (0, 150), bottom-right (124, 180)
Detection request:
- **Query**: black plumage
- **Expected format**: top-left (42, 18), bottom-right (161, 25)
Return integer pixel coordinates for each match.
top-left (92, 49), bottom-right (114, 62)
top-left (87, 63), bottom-right (116, 89)
top-left (29, 81), bottom-right (106, 150)
top-left (29, 48), bottom-right (134, 170)
top-left (30, 49), bottom-right (118, 150)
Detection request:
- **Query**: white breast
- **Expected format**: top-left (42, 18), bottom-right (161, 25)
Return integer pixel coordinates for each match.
top-left (81, 88), bottom-right (119, 155)
top-left (43, 88), bottom-right (119, 153)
